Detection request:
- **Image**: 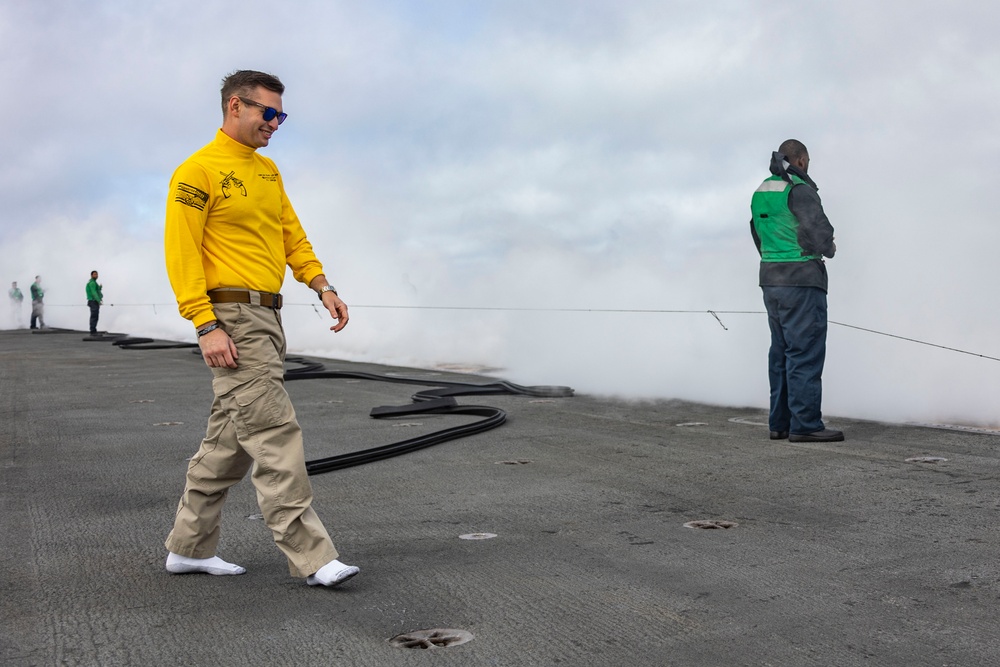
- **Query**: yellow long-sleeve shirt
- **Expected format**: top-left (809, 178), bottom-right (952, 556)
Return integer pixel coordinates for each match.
top-left (164, 130), bottom-right (324, 328)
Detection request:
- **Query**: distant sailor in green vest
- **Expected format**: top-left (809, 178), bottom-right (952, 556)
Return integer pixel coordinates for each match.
top-left (29, 276), bottom-right (45, 330)
top-left (750, 139), bottom-right (843, 443)
top-left (86, 270), bottom-right (104, 335)
top-left (8, 281), bottom-right (23, 328)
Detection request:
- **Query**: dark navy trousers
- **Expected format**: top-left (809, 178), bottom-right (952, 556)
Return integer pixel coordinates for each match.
top-left (761, 285), bottom-right (827, 435)
top-left (88, 300), bottom-right (100, 334)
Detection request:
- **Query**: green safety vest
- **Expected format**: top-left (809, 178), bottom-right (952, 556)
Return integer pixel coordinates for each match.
top-left (86, 279), bottom-right (103, 302)
top-left (751, 174), bottom-right (820, 263)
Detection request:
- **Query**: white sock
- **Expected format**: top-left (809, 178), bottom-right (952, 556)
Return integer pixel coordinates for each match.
top-left (166, 552), bottom-right (246, 576)
top-left (306, 559), bottom-right (359, 587)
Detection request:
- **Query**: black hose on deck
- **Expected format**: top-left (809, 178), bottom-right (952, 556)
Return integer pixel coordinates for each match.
top-left (79, 338), bottom-right (573, 474)
top-left (282, 359), bottom-right (572, 475)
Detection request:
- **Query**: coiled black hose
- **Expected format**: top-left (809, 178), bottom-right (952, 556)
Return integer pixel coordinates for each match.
top-left (84, 333), bottom-right (573, 475)
top-left (283, 357), bottom-right (573, 475)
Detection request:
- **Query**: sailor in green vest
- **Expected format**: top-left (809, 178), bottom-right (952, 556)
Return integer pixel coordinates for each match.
top-left (29, 276), bottom-right (45, 330)
top-left (750, 139), bottom-right (843, 442)
top-left (86, 270), bottom-right (104, 335)
top-left (8, 281), bottom-right (23, 327)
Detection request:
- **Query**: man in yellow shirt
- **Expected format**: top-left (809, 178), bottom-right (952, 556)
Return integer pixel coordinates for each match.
top-left (163, 70), bottom-right (359, 587)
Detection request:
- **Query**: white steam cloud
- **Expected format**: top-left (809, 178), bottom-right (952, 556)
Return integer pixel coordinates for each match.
top-left (3, 1), bottom-right (999, 427)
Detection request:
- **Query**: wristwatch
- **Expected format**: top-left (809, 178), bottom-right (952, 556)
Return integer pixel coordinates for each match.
top-left (317, 285), bottom-right (338, 300)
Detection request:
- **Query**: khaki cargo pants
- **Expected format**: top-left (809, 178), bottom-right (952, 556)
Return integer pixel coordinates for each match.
top-left (165, 301), bottom-right (338, 577)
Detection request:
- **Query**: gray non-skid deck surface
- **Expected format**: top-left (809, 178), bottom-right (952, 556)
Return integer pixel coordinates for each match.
top-left (2, 328), bottom-right (998, 666)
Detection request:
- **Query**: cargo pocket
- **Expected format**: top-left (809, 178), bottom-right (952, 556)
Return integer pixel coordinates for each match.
top-left (214, 367), bottom-right (294, 438)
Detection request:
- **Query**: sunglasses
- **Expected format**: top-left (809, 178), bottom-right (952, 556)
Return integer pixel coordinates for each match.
top-left (238, 97), bottom-right (288, 125)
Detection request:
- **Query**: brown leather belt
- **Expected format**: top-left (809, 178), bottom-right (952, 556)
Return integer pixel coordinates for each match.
top-left (208, 289), bottom-right (283, 310)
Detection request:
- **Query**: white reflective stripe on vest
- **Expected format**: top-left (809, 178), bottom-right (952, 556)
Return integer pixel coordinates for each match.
top-left (755, 179), bottom-right (790, 193)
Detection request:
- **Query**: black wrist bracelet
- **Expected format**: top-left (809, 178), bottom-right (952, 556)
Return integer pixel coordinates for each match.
top-left (197, 322), bottom-right (220, 337)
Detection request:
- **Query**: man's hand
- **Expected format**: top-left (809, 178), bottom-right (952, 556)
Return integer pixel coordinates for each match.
top-left (199, 326), bottom-right (239, 368)
top-left (321, 291), bottom-right (349, 332)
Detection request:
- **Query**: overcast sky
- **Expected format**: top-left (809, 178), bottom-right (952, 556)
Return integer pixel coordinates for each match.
top-left (2, 0), bottom-right (999, 426)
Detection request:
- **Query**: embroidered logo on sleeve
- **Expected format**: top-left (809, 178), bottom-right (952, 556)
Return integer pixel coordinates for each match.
top-left (175, 183), bottom-right (209, 211)
top-left (220, 171), bottom-right (247, 199)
